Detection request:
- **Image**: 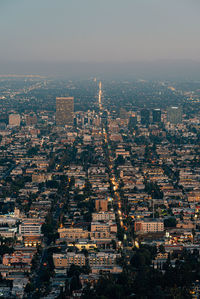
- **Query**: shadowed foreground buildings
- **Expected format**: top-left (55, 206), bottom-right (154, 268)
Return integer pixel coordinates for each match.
top-left (0, 79), bottom-right (200, 298)
top-left (56, 97), bottom-right (74, 126)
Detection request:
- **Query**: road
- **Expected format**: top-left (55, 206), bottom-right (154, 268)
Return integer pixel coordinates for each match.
top-left (1, 164), bottom-right (16, 180)
top-left (101, 128), bottom-right (124, 227)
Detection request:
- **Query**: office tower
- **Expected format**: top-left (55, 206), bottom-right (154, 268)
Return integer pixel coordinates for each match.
top-left (0, 113), bottom-right (8, 125)
top-left (141, 109), bottom-right (150, 125)
top-left (56, 97), bottom-right (74, 126)
top-left (9, 114), bottom-right (21, 126)
top-left (102, 110), bottom-right (108, 126)
top-left (128, 115), bottom-right (137, 130)
top-left (167, 106), bottom-right (182, 124)
top-left (152, 109), bottom-right (161, 123)
top-left (119, 108), bottom-right (128, 120)
top-left (73, 117), bottom-right (77, 127)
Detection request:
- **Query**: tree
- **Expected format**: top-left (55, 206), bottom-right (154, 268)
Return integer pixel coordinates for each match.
top-left (114, 155), bottom-right (125, 168)
top-left (27, 146), bottom-right (39, 157)
top-left (164, 217), bottom-right (177, 228)
top-left (159, 245), bottom-right (165, 253)
top-left (111, 239), bottom-right (117, 250)
top-left (70, 275), bottom-right (82, 293)
top-left (25, 282), bottom-right (34, 294)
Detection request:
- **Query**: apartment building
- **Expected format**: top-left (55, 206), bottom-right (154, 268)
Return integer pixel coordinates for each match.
top-left (53, 253), bottom-right (86, 269)
top-left (134, 219), bottom-right (164, 233)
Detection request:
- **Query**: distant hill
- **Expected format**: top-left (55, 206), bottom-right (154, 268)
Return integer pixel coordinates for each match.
top-left (0, 60), bottom-right (200, 81)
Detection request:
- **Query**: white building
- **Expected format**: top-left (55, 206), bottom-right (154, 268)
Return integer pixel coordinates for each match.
top-left (9, 114), bottom-right (21, 126)
top-left (19, 219), bottom-right (42, 236)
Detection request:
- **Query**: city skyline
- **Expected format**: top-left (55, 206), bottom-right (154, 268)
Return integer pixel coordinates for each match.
top-left (0, 76), bottom-right (199, 298)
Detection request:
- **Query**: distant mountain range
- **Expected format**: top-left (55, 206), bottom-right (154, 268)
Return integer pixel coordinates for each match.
top-left (0, 60), bottom-right (200, 81)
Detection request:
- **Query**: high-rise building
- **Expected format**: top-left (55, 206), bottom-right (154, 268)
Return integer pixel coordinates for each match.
top-left (141, 109), bottom-right (150, 125)
top-left (167, 106), bottom-right (182, 124)
top-left (56, 97), bottom-right (74, 126)
top-left (0, 113), bottom-right (8, 125)
top-left (9, 114), bottom-right (21, 126)
top-left (119, 108), bottom-right (128, 120)
top-left (152, 109), bottom-right (161, 123)
top-left (102, 110), bottom-right (108, 126)
top-left (128, 114), bottom-right (137, 130)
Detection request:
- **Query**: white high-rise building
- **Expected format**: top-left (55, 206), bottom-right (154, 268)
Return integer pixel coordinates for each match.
top-left (9, 114), bottom-right (21, 126)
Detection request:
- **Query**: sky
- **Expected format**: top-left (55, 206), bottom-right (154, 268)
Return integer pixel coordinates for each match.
top-left (0, 0), bottom-right (200, 63)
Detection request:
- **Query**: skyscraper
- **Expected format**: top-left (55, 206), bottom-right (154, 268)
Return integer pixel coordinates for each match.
top-left (152, 109), bottom-right (161, 123)
top-left (120, 108), bottom-right (128, 120)
top-left (167, 106), bottom-right (182, 124)
top-left (141, 109), bottom-right (150, 125)
top-left (56, 97), bottom-right (74, 126)
top-left (9, 114), bottom-right (21, 126)
top-left (128, 114), bottom-right (137, 130)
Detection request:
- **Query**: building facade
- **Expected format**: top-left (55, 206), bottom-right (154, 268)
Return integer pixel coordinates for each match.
top-left (167, 106), bottom-right (182, 124)
top-left (141, 109), bottom-right (150, 126)
top-left (53, 253), bottom-right (86, 268)
top-left (152, 109), bottom-right (161, 123)
top-left (134, 219), bottom-right (164, 233)
top-left (56, 97), bottom-right (74, 126)
top-left (9, 114), bottom-right (21, 126)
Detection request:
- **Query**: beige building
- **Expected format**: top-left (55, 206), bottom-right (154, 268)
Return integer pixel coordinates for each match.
top-left (134, 219), bottom-right (164, 233)
top-left (95, 199), bottom-right (108, 212)
top-left (92, 212), bottom-right (115, 222)
top-left (88, 252), bottom-right (119, 267)
top-left (53, 252), bottom-right (86, 268)
top-left (58, 227), bottom-right (111, 241)
top-left (90, 230), bottom-right (110, 239)
top-left (32, 173), bottom-right (52, 183)
top-left (56, 97), bottom-right (74, 126)
top-left (53, 252), bottom-right (119, 269)
top-left (58, 228), bottom-right (89, 240)
top-left (91, 222), bottom-right (110, 232)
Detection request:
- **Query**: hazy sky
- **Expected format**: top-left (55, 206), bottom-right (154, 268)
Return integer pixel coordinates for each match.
top-left (0, 0), bottom-right (200, 62)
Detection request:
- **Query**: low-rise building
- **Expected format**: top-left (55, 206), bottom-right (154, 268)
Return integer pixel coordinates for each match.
top-left (134, 219), bottom-right (164, 233)
top-left (53, 252), bottom-right (86, 269)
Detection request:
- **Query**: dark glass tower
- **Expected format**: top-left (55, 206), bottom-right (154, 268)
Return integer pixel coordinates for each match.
top-left (141, 109), bottom-right (150, 125)
top-left (152, 109), bottom-right (161, 123)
